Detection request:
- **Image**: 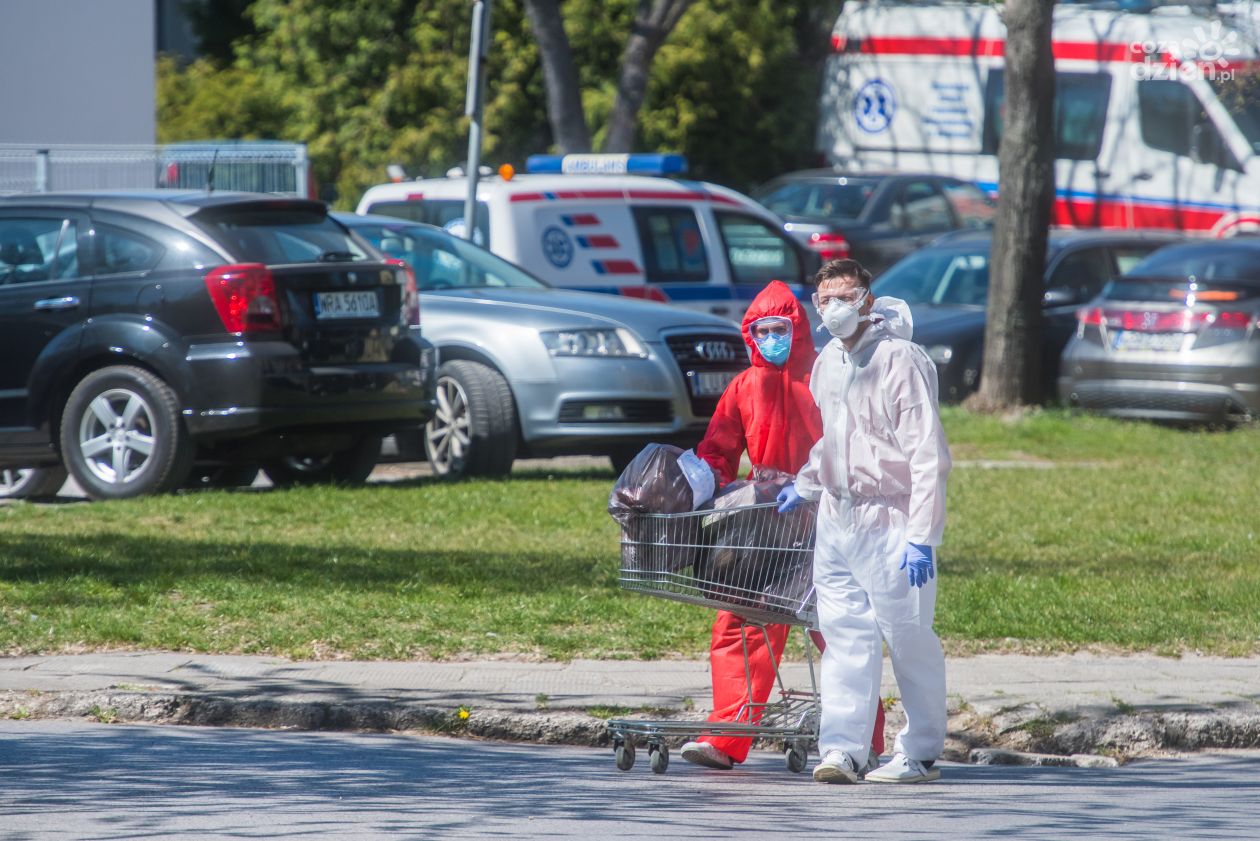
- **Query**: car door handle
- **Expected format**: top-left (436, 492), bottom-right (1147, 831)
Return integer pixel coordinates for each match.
top-left (33, 296), bottom-right (80, 311)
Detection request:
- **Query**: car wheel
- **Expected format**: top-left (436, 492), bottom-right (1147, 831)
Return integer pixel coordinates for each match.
top-left (262, 435), bottom-right (383, 487)
top-left (607, 445), bottom-right (644, 476)
top-left (424, 360), bottom-right (517, 478)
top-left (59, 365), bottom-right (193, 500)
top-left (184, 464), bottom-right (260, 490)
top-left (0, 466), bottom-right (68, 500)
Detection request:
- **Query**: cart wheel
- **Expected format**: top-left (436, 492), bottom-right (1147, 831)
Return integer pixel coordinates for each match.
top-left (785, 743), bottom-right (808, 774)
top-left (649, 743), bottom-right (669, 774)
top-left (615, 740), bottom-right (636, 772)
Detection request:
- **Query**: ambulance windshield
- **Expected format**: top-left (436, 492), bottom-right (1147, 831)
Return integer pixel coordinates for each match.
top-left (1209, 69), bottom-right (1260, 155)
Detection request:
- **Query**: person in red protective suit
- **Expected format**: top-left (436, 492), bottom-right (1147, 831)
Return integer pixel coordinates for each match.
top-left (679, 280), bottom-right (887, 771)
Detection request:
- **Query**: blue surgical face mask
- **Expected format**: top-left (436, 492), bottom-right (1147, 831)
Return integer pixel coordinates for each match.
top-left (755, 332), bottom-right (791, 365)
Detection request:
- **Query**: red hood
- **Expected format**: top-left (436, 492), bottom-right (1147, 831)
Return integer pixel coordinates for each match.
top-left (741, 280), bottom-right (815, 373)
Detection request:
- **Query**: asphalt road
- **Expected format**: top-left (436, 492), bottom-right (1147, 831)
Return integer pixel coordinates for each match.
top-left (2, 721), bottom-right (1258, 840)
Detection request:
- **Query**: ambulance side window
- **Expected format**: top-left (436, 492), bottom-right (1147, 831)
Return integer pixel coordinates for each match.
top-left (365, 200), bottom-right (490, 242)
top-left (715, 212), bottom-right (801, 286)
top-left (1137, 80), bottom-right (1240, 171)
top-left (632, 207), bottom-right (709, 282)
top-left (982, 70), bottom-right (1110, 161)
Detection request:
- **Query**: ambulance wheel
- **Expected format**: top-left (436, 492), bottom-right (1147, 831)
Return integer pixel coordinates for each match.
top-left (649, 743), bottom-right (669, 774)
top-left (785, 743), bottom-right (808, 774)
top-left (615, 740), bottom-right (636, 772)
top-left (425, 360), bottom-right (517, 479)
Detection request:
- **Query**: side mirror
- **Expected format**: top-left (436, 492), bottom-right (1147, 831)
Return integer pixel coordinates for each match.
top-left (1042, 286), bottom-right (1082, 307)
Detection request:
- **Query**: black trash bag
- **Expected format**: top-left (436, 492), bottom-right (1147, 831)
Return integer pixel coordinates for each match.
top-left (608, 444), bottom-right (707, 574)
top-left (694, 468), bottom-right (816, 611)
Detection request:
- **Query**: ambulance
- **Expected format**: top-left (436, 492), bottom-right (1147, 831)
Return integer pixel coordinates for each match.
top-left (355, 153), bottom-right (816, 324)
top-left (818, 0), bottom-right (1260, 236)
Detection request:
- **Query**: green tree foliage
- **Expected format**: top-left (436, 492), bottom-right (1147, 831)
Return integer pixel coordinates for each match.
top-left (157, 0), bottom-right (841, 206)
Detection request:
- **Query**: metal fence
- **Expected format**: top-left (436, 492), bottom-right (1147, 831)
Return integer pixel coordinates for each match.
top-left (0, 142), bottom-right (310, 197)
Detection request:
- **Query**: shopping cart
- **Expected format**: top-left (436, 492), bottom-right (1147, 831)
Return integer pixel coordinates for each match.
top-left (607, 500), bottom-right (821, 774)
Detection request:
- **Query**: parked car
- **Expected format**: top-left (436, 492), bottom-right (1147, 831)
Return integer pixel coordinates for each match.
top-left (1059, 240), bottom-right (1260, 423)
top-left (0, 191), bottom-right (435, 500)
top-left (869, 229), bottom-right (1183, 402)
top-left (335, 212), bottom-right (750, 477)
top-left (751, 170), bottom-right (996, 277)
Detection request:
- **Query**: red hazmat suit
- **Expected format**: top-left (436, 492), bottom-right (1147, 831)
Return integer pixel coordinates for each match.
top-left (694, 280), bottom-right (885, 764)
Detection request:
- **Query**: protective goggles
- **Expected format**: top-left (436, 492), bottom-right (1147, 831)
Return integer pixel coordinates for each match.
top-left (748, 316), bottom-right (793, 340)
top-left (812, 289), bottom-right (869, 310)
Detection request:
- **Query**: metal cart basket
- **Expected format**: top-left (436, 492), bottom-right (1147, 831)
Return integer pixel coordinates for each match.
top-left (607, 500), bottom-right (821, 774)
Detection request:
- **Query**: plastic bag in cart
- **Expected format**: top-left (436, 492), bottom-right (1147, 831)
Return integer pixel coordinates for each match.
top-left (608, 444), bottom-right (716, 573)
top-left (694, 468), bottom-right (816, 610)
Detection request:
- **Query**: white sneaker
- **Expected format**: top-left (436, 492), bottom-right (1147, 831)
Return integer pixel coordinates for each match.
top-left (812, 749), bottom-right (859, 784)
top-left (864, 752), bottom-right (941, 783)
top-left (680, 741), bottom-right (734, 770)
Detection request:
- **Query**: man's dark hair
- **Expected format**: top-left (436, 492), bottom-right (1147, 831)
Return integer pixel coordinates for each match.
top-left (814, 258), bottom-right (872, 290)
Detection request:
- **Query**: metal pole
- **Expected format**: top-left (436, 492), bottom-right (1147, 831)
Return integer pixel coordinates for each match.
top-left (35, 149), bottom-right (50, 192)
top-left (463, 0), bottom-right (492, 242)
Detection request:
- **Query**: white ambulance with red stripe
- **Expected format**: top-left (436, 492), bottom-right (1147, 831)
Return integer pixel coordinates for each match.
top-left (355, 154), bottom-right (815, 324)
top-left (818, 1), bottom-right (1260, 236)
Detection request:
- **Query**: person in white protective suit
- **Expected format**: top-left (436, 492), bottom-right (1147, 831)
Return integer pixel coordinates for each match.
top-left (776, 258), bottom-right (951, 785)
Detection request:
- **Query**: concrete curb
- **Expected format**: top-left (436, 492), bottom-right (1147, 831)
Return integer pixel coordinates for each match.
top-left (6, 689), bottom-right (1260, 764)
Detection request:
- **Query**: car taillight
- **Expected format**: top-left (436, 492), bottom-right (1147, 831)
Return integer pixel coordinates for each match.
top-left (203, 263), bottom-right (281, 334)
top-left (1077, 306), bottom-right (1255, 333)
top-left (620, 285), bottom-right (670, 303)
top-left (387, 258), bottom-right (421, 326)
top-left (808, 232), bottom-right (851, 262)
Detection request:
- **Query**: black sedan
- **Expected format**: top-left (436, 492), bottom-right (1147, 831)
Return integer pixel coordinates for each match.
top-left (868, 229), bottom-right (1183, 402)
top-left (752, 171), bottom-right (996, 277)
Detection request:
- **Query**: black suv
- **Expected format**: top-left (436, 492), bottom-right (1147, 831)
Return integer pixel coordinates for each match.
top-left (0, 191), bottom-right (435, 500)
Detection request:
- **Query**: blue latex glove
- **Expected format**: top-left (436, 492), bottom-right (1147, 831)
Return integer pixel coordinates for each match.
top-left (900, 543), bottom-right (935, 588)
top-left (776, 482), bottom-right (803, 513)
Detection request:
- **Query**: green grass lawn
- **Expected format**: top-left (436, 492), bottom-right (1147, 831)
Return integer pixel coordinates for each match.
top-left (1, 409), bottom-right (1257, 660)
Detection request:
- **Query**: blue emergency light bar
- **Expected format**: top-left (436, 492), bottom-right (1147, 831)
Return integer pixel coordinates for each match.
top-left (525, 153), bottom-right (689, 176)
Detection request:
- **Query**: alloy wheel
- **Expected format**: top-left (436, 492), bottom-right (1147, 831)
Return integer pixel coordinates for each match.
top-left (77, 387), bottom-right (157, 486)
top-left (425, 375), bottom-right (472, 475)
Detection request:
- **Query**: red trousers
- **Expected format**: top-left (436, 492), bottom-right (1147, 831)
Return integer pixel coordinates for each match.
top-left (700, 609), bottom-right (887, 763)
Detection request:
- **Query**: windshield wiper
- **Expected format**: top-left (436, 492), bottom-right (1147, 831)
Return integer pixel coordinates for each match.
top-left (317, 250), bottom-right (359, 262)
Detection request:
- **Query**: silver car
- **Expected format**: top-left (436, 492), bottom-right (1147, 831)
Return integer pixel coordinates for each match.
top-left (335, 213), bottom-right (749, 476)
top-left (1059, 240), bottom-right (1260, 423)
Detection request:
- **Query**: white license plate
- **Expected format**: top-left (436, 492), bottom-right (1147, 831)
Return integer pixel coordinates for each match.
top-left (689, 370), bottom-right (737, 396)
top-left (314, 290), bottom-right (379, 320)
top-left (1111, 331), bottom-right (1186, 352)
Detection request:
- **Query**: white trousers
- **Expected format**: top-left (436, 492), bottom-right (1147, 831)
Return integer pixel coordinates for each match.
top-left (812, 492), bottom-right (946, 764)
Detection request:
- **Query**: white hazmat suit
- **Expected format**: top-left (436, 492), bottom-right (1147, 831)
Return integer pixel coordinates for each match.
top-left (795, 297), bottom-right (951, 766)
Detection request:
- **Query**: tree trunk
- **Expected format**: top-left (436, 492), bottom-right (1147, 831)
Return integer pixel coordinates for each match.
top-left (972, 0), bottom-right (1056, 411)
top-left (522, 0), bottom-right (592, 154)
top-left (603, 0), bottom-right (694, 153)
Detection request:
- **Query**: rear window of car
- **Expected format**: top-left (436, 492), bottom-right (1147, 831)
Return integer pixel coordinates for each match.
top-left (872, 248), bottom-right (991, 306)
top-left (753, 178), bottom-right (879, 221)
top-left (194, 205), bottom-right (371, 265)
top-left (1107, 244), bottom-right (1260, 300)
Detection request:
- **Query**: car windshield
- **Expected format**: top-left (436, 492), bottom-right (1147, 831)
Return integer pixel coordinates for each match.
top-left (872, 248), bottom-right (991, 306)
top-left (753, 178), bottom-right (879, 221)
top-left (1208, 67), bottom-right (1260, 155)
top-left (348, 221), bottom-right (547, 291)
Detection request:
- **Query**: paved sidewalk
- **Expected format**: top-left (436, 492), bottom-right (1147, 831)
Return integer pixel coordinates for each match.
top-left (2, 651), bottom-right (1258, 763)
top-left (2, 651), bottom-right (1258, 715)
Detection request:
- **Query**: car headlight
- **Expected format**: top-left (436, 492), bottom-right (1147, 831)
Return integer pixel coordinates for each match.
top-left (540, 327), bottom-right (648, 358)
top-left (926, 344), bottom-right (954, 365)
